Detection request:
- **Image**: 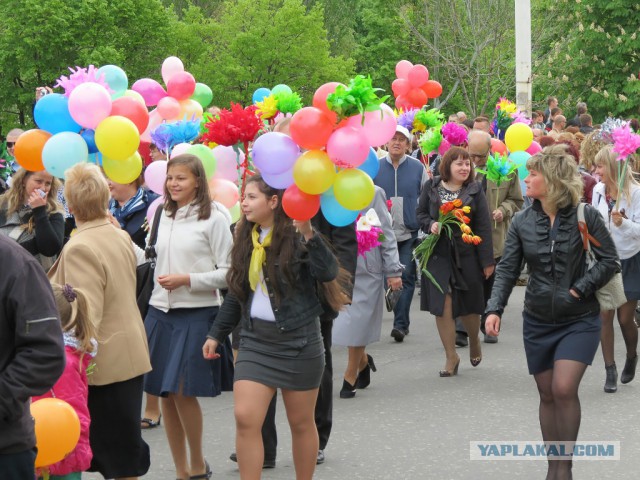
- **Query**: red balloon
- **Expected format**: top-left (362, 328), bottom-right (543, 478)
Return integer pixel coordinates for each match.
top-left (423, 80), bottom-right (443, 98)
top-left (166, 71), bottom-right (196, 100)
top-left (391, 78), bottom-right (410, 98)
top-left (395, 60), bottom-right (413, 80)
top-left (406, 88), bottom-right (428, 108)
top-left (408, 64), bottom-right (429, 88)
top-left (313, 82), bottom-right (343, 125)
top-left (395, 95), bottom-right (412, 112)
top-left (110, 97), bottom-right (150, 134)
top-left (290, 107), bottom-right (335, 150)
top-left (282, 185), bottom-right (320, 221)
top-left (491, 138), bottom-right (508, 156)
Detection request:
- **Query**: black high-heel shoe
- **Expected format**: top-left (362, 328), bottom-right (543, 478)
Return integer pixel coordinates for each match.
top-left (356, 354), bottom-right (377, 389)
top-left (439, 357), bottom-right (460, 377)
top-left (621, 355), bottom-right (638, 384)
top-left (339, 378), bottom-right (357, 398)
top-left (604, 363), bottom-right (618, 393)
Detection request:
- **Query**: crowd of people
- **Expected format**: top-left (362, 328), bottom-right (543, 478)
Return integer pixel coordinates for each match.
top-left (0, 94), bottom-right (639, 480)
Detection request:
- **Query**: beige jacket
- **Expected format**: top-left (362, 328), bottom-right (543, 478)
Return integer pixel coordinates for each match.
top-left (49, 219), bottom-right (151, 385)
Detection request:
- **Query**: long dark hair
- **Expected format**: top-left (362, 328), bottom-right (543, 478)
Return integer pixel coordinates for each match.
top-left (164, 153), bottom-right (212, 220)
top-left (227, 175), bottom-right (349, 313)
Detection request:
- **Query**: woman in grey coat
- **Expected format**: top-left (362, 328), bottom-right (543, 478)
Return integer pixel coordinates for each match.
top-left (332, 187), bottom-right (403, 398)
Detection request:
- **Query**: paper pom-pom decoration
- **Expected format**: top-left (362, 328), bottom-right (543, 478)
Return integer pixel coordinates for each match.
top-left (256, 95), bottom-right (279, 119)
top-left (611, 124), bottom-right (640, 161)
top-left (441, 122), bottom-right (468, 146)
top-left (414, 108), bottom-right (445, 131)
top-left (596, 117), bottom-right (628, 143)
top-left (274, 91), bottom-right (303, 115)
top-left (201, 103), bottom-right (263, 147)
top-left (397, 109), bottom-right (418, 132)
top-left (151, 119), bottom-right (200, 153)
top-left (326, 75), bottom-right (389, 122)
top-left (55, 65), bottom-right (113, 97)
top-left (419, 127), bottom-right (443, 154)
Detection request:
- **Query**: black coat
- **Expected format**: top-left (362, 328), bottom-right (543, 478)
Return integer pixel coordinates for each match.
top-left (416, 178), bottom-right (495, 317)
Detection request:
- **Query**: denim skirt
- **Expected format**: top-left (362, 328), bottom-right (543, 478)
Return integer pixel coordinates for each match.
top-left (234, 317), bottom-right (324, 391)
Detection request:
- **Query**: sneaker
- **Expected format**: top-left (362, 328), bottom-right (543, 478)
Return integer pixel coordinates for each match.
top-left (484, 334), bottom-right (498, 344)
top-left (391, 328), bottom-right (406, 342)
top-left (455, 332), bottom-right (468, 347)
top-left (316, 450), bottom-right (325, 465)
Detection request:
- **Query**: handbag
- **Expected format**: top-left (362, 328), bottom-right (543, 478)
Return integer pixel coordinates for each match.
top-left (385, 287), bottom-right (402, 312)
top-left (577, 203), bottom-right (626, 311)
top-left (136, 205), bottom-right (163, 318)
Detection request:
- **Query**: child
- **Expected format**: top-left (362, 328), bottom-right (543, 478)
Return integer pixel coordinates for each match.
top-left (35, 283), bottom-right (97, 480)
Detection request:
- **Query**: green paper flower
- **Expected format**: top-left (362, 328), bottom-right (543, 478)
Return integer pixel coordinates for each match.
top-left (326, 75), bottom-right (390, 122)
top-left (419, 126), bottom-right (443, 153)
top-left (475, 153), bottom-right (518, 186)
top-left (274, 91), bottom-right (303, 114)
top-left (414, 108), bottom-right (445, 131)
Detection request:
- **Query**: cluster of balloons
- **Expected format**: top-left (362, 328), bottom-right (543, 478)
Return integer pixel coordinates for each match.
top-left (19, 64), bottom-right (147, 182)
top-left (502, 123), bottom-right (540, 180)
top-left (251, 84), bottom-right (293, 104)
top-left (133, 56), bottom-right (213, 142)
top-left (391, 60), bottom-right (443, 111)
top-left (31, 398), bottom-right (80, 469)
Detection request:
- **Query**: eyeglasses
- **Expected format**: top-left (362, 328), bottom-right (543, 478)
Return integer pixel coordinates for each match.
top-left (469, 153), bottom-right (488, 160)
top-left (6, 142), bottom-right (15, 147)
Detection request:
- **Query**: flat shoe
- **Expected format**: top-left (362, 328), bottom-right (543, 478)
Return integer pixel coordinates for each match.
top-left (140, 414), bottom-right (161, 429)
top-left (190, 460), bottom-right (212, 479)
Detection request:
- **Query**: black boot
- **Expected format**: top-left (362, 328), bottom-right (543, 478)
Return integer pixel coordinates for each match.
top-left (621, 355), bottom-right (638, 384)
top-left (604, 363), bottom-right (618, 393)
top-left (356, 354), bottom-right (377, 389)
top-left (339, 379), bottom-right (356, 399)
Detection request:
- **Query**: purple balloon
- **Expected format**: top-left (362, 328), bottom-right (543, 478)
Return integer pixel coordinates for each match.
top-left (262, 169), bottom-right (294, 189)
top-left (132, 78), bottom-right (168, 107)
top-left (252, 132), bottom-right (300, 175)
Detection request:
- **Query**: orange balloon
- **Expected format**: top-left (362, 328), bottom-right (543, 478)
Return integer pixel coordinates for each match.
top-left (491, 138), bottom-right (508, 156)
top-left (31, 398), bottom-right (81, 468)
top-left (312, 82), bottom-right (343, 125)
top-left (406, 88), bottom-right (428, 108)
top-left (423, 80), bottom-right (443, 98)
top-left (13, 129), bottom-right (52, 171)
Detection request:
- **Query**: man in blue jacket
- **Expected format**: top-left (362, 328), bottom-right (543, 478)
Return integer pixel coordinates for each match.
top-left (374, 125), bottom-right (428, 342)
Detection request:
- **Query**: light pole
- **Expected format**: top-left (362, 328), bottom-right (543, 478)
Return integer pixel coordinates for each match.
top-left (515, 0), bottom-right (532, 115)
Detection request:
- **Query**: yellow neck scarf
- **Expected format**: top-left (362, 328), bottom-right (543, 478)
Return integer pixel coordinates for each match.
top-left (249, 225), bottom-right (273, 291)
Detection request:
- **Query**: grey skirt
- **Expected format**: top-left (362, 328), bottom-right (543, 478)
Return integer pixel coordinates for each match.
top-left (234, 317), bottom-right (324, 391)
top-left (621, 250), bottom-right (640, 301)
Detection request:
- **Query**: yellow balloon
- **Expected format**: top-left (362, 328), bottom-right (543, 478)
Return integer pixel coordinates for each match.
top-left (123, 89), bottom-right (146, 106)
top-left (505, 123), bottom-right (533, 152)
top-left (95, 115), bottom-right (140, 161)
top-left (103, 152), bottom-right (143, 184)
top-left (179, 99), bottom-right (204, 120)
top-left (293, 150), bottom-right (337, 195)
top-left (229, 202), bottom-right (241, 223)
top-left (333, 169), bottom-right (375, 211)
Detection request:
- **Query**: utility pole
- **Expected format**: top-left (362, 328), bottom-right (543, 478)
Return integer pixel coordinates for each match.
top-left (515, 0), bottom-right (532, 115)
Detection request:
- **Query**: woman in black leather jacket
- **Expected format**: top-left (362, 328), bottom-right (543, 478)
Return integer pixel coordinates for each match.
top-left (485, 145), bottom-right (619, 480)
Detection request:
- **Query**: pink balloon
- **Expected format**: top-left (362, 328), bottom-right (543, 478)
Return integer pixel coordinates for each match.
top-left (146, 196), bottom-right (165, 224)
top-left (140, 109), bottom-right (163, 143)
top-left (132, 78), bottom-right (168, 107)
top-left (326, 127), bottom-right (369, 168)
top-left (208, 178), bottom-right (240, 209)
top-left (144, 160), bottom-right (167, 195)
top-left (170, 143), bottom-right (191, 158)
top-left (526, 140), bottom-right (542, 155)
top-left (167, 72), bottom-right (196, 101)
top-left (345, 104), bottom-right (396, 148)
top-left (262, 168), bottom-right (294, 189)
top-left (212, 145), bottom-right (245, 183)
top-left (161, 57), bottom-right (185, 85)
top-left (157, 97), bottom-right (181, 120)
top-left (68, 83), bottom-right (112, 129)
top-left (391, 78), bottom-right (410, 97)
top-left (395, 60), bottom-right (413, 80)
top-left (408, 64), bottom-right (429, 88)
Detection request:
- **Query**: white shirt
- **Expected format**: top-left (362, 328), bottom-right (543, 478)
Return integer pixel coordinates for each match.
top-left (592, 182), bottom-right (640, 260)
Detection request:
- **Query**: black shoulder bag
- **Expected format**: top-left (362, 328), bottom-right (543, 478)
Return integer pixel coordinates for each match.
top-left (136, 206), bottom-right (163, 318)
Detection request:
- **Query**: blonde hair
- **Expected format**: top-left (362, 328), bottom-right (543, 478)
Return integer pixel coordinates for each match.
top-left (580, 130), bottom-right (607, 172)
top-left (594, 145), bottom-right (640, 203)
top-left (526, 145), bottom-right (584, 210)
top-left (51, 283), bottom-right (97, 356)
top-left (64, 163), bottom-right (110, 221)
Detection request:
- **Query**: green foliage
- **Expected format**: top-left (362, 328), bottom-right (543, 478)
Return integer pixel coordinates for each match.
top-left (326, 75), bottom-right (389, 121)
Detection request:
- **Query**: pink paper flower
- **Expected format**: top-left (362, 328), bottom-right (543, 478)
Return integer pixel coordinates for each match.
top-left (55, 65), bottom-right (113, 97)
top-left (611, 125), bottom-right (640, 161)
top-left (441, 122), bottom-right (468, 146)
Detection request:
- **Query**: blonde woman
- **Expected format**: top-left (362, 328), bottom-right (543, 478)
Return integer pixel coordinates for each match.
top-left (592, 145), bottom-right (640, 393)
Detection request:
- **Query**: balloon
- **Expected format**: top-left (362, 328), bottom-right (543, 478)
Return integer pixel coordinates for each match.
top-left (123, 89), bottom-right (146, 105)
top-left (271, 84), bottom-right (292, 95)
top-left (167, 72), bottom-right (196, 101)
top-left (97, 65), bottom-right (128, 97)
top-left (320, 187), bottom-right (360, 226)
top-left (42, 132), bottom-right (89, 179)
top-left (312, 82), bottom-right (343, 125)
top-left (333, 169), bottom-right (375, 210)
top-left (95, 116), bottom-right (140, 161)
top-left (526, 140), bottom-right (542, 155)
top-left (131, 78), bottom-right (167, 107)
top-left (110, 96), bottom-right (150, 134)
top-left (187, 144), bottom-right (216, 179)
top-left (144, 160), bottom-right (167, 195)
top-left (212, 145), bottom-right (244, 183)
top-left (326, 127), bottom-right (369, 168)
top-left (252, 87), bottom-right (271, 104)
top-left (162, 56), bottom-right (185, 85)
top-left (31, 398), bottom-right (80, 468)
top-left (395, 94), bottom-right (413, 112)
top-left (141, 109), bottom-right (163, 143)
top-left (146, 196), bottom-right (165, 223)
top-left (491, 138), bottom-right (508, 156)
top-left (282, 185), bottom-right (320, 221)
top-left (81, 129), bottom-right (99, 153)
top-left (407, 88), bottom-right (428, 108)
top-left (293, 150), bottom-right (336, 195)
top-left (408, 64), bottom-right (429, 88)
top-left (228, 202), bottom-right (241, 223)
top-left (391, 78), bottom-right (410, 98)
top-left (178, 99), bottom-right (203, 120)
top-left (395, 60), bottom-right (413, 80)
top-left (103, 152), bottom-right (143, 184)
top-left (68, 83), bottom-right (112, 129)
top-left (87, 152), bottom-right (103, 165)
top-left (170, 142), bottom-right (191, 158)
top-left (209, 178), bottom-right (240, 208)
top-left (505, 123), bottom-right (533, 152)
top-left (13, 129), bottom-right (51, 171)
top-left (33, 94), bottom-right (81, 135)
top-left (422, 80), bottom-right (443, 98)
top-left (509, 150), bottom-right (531, 167)
top-left (358, 148), bottom-right (380, 179)
top-left (252, 132), bottom-right (301, 175)
top-left (345, 104), bottom-right (397, 148)
top-left (157, 96), bottom-right (181, 120)
top-left (289, 107), bottom-right (335, 150)
top-left (191, 83), bottom-right (213, 108)
top-left (262, 168), bottom-right (294, 189)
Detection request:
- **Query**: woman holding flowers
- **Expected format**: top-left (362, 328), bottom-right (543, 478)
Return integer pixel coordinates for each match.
top-left (416, 147), bottom-right (494, 377)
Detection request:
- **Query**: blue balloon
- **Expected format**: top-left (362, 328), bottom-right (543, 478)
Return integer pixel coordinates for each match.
top-left (358, 147), bottom-right (380, 179)
top-left (320, 188), bottom-right (360, 227)
top-left (42, 132), bottom-right (89, 179)
top-left (509, 150), bottom-right (531, 167)
top-left (252, 87), bottom-right (271, 104)
top-left (88, 152), bottom-right (103, 166)
top-left (81, 129), bottom-right (99, 153)
top-left (34, 94), bottom-right (82, 135)
top-left (97, 65), bottom-right (128, 97)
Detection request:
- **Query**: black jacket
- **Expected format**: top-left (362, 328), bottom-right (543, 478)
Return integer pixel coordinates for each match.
top-left (486, 201), bottom-right (620, 323)
top-left (208, 233), bottom-right (339, 342)
top-left (0, 235), bottom-right (65, 454)
top-left (0, 205), bottom-right (65, 257)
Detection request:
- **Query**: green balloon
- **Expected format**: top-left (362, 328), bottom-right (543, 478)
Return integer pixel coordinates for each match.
top-left (187, 144), bottom-right (217, 179)
top-left (271, 84), bottom-right (292, 95)
top-left (191, 83), bottom-right (214, 108)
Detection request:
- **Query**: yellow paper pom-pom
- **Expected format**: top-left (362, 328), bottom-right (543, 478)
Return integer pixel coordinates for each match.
top-left (256, 95), bottom-right (279, 119)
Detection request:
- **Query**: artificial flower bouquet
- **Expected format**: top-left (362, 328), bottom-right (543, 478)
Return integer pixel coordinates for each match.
top-left (356, 208), bottom-right (386, 257)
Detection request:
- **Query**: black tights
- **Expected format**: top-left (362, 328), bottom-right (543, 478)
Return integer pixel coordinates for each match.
top-left (533, 360), bottom-right (588, 480)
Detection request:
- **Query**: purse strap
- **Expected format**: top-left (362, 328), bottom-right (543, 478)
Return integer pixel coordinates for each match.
top-left (145, 205), bottom-right (163, 261)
